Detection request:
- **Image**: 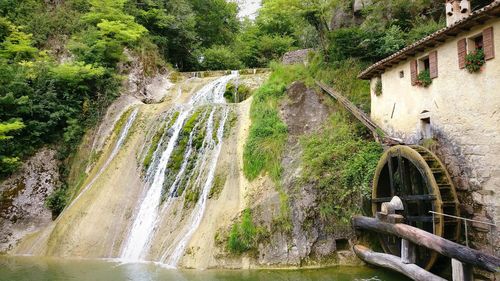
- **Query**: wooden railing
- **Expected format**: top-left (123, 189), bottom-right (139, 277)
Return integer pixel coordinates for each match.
top-left (315, 81), bottom-right (401, 145)
top-left (352, 215), bottom-right (500, 280)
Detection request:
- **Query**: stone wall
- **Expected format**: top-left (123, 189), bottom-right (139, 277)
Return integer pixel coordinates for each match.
top-left (369, 19), bottom-right (500, 256)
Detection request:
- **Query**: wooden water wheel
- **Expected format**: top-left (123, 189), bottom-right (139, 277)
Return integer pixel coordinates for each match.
top-left (371, 145), bottom-right (460, 270)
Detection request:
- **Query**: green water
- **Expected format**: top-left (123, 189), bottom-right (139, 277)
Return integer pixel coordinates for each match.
top-left (0, 256), bottom-right (409, 281)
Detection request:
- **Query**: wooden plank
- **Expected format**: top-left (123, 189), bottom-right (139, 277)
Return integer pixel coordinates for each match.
top-left (353, 245), bottom-right (446, 281)
top-left (452, 258), bottom-right (473, 281)
top-left (372, 194), bottom-right (436, 203)
top-left (316, 81), bottom-right (402, 145)
top-left (406, 216), bottom-right (434, 222)
top-left (401, 239), bottom-right (416, 264)
top-left (458, 39), bottom-right (467, 69)
top-left (483, 27), bottom-right (495, 60)
top-left (352, 216), bottom-right (500, 272)
top-left (388, 157), bottom-right (396, 196)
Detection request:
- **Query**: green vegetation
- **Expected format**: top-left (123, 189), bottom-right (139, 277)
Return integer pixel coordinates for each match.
top-left (374, 79), bottom-right (383, 96)
top-left (223, 83), bottom-right (252, 103)
top-left (301, 113), bottom-right (382, 225)
top-left (243, 63), bottom-right (309, 182)
top-left (45, 186), bottom-right (68, 217)
top-left (227, 209), bottom-right (258, 254)
top-left (202, 46), bottom-right (243, 71)
top-left (208, 173), bottom-right (226, 199)
top-left (465, 49), bottom-right (485, 73)
top-left (143, 124), bottom-right (166, 170)
top-left (417, 69), bottom-right (432, 87)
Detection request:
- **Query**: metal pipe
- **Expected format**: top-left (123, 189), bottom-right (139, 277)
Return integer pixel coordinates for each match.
top-left (429, 211), bottom-right (496, 226)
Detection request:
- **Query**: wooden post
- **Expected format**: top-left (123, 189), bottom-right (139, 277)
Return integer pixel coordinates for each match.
top-left (452, 258), bottom-right (473, 281)
top-left (352, 216), bottom-right (500, 272)
top-left (401, 239), bottom-right (416, 264)
top-left (354, 245), bottom-right (446, 281)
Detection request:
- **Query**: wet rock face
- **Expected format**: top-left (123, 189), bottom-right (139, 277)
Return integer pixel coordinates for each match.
top-left (0, 148), bottom-right (59, 253)
top-left (253, 82), bottom-right (354, 266)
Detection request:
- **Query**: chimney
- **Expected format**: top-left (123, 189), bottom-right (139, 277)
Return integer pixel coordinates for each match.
top-left (446, 0), bottom-right (471, 27)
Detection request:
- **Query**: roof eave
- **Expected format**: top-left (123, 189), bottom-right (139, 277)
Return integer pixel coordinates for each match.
top-left (358, 1), bottom-right (500, 80)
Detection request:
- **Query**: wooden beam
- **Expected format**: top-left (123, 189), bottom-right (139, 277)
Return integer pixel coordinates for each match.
top-left (452, 258), bottom-right (473, 281)
top-left (353, 245), bottom-right (446, 281)
top-left (372, 194), bottom-right (436, 203)
top-left (352, 216), bottom-right (500, 272)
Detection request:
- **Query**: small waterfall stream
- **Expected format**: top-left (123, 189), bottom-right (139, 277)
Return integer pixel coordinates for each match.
top-left (68, 108), bottom-right (139, 210)
top-left (120, 73), bottom-right (237, 265)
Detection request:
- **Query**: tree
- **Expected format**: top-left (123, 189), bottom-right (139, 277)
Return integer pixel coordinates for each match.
top-left (190, 0), bottom-right (239, 47)
top-left (202, 45), bottom-right (242, 70)
top-left (0, 120), bottom-right (25, 174)
top-left (0, 22), bottom-right (38, 62)
top-left (70, 0), bottom-right (147, 66)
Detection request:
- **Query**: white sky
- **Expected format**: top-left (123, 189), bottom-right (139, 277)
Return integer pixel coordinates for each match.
top-left (232, 0), bottom-right (262, 20)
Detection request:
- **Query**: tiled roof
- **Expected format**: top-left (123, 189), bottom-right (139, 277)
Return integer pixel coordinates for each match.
top-left (359, 1), bottom-right (500, 79)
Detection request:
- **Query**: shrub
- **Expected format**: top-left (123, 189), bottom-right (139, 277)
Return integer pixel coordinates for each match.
top-left (202, 45), bottom-right (243, 70)
top-left (301, 112), bottom-right (382, 225)
top-left (416, 69), bottom-right (432, 87)
top-left (374, 78), bottom-right (383, 96)
top-left (227, 209), bottom-right (257, 253)
top-left (243, 63), bottom-right (308, 182)
top-left (46, 187), bottom-right (68, 217)
top-left (465, 49), bottom-right (485, 73)
top-left (224, 83), bottom-right (252, 103)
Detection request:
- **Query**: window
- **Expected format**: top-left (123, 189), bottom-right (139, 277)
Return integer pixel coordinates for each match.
top-left (474, 35), bottom-right (483, 50)
top-left (421, 117), bottom-right (432, 139)
top-left (399, 71), bottom-right (404, 78)
top-left (458, 26), bottom-right (495, 69)
top-left (420, 111), bottom-right (432, 139)
top-left (467, 33), bottom-right (484, 52)
top-left (411, 51), bottom-right (438, 86)
top-left (419, 57), bottom-right (430, 72)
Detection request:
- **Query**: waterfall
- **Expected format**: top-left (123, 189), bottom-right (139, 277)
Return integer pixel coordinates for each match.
top-left (162, 107), bottom-right (229, 267)
top-left (68, 108), bottom-right (139, 210)
top-left (120, 110), bottom-right (190, 261)
top-left (120, 73), bottom-right (237, 264)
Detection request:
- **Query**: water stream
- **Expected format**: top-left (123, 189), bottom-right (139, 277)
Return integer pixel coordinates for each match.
top-left (120, 73), bottom-right (237, 266)
top-left (70, 108), bottom-right (139, 209)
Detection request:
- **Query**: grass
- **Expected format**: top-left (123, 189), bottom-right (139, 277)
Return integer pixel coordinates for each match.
top-left (243, 62), bottom-right (310, 182)
top-left (223, 109), bottom-right (237, 138)
top-left (227, 209), bottom-right (257, 254)
top-left (208, 172), bottom-right (226, 199)
top-left (300, 111), bottom-right (382, 226)
top-left (242, 63), bottom-right (311, 232)
top-left (143, 123), bottom-right (166, 170)
top-left (308, 54), bottom-right (371, 112)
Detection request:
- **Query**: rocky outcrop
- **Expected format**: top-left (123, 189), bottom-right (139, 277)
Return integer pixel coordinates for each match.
top-left (246, 82), bottom-right (358, 266)
top-left (282, 49), bottom-right (313, 65)
top-left (0, 148), bottom-right (59, 253)
top-left (119, 50), bottom-right (172, 104)
top-left (353, 0), bottom-right (372, 13)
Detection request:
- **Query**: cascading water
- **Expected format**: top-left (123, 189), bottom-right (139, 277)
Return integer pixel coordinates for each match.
top-left (162, 107), bottom-right (229, 266)
top-left (120, 110), bottom-right (190, 261)
top-left (120, 73), bottom-right (237, 264)
top-left (68, 108), bottom-right (139, 210)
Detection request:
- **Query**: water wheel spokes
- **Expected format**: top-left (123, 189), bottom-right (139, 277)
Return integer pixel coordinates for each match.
top-left (371, 145), bottom-right (460, 270)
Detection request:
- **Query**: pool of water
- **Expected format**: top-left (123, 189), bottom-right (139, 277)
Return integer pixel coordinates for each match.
top-left (0, 255), bottom-right (409, 281)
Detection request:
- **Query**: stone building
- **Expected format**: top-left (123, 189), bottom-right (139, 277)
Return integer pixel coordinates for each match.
top-left (359, 0), bottom-right (500, 254)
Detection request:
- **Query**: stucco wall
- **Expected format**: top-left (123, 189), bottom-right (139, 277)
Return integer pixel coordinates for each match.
top-left (369, 19), bottom-right (500, 256)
